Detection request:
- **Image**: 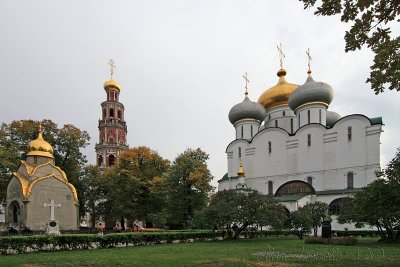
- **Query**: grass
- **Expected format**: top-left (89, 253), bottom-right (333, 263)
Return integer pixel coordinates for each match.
top-left (0, 236), bottom-right (399, 267)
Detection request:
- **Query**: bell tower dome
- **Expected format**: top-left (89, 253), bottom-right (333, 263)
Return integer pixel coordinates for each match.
top-left (95, 59), bottom-right (128, 171)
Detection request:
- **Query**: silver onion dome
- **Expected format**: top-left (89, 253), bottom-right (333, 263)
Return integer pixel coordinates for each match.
top-left (229, 96), bottom-right (266, 125)
top-left (326, 111), bottom-right (341, 127)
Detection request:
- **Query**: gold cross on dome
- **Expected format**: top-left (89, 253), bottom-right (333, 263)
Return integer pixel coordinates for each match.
top-left (277, 43), bottom-right (285, 69)
top-left (108, 59), bottom-right (116, 79)
top-left (242, 72), bottom-right (249, 96)
top-left (306, 47), bottom-right (312, 73)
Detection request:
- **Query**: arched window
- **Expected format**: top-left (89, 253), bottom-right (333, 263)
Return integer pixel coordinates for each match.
top-left (329, 198), bottom-right (350, 215)
top-left (268, 141), bottom-right (272, 154)
top-left (307, 134), bottom-right (311, 147)
top-left (282, 111), bottom-right (286, 116)
top-left (108, 154), bottom-right (116, 166)
top-left (290, 118), bottom-right (294, 133)
top-left (10, 201), bottom-right (20, 223)
top-left (238, 147), bottom-right (241, 158)
top-left (307, 110), bottom-right (311, 124)
top-left (347, 126), bottom-right (352, 141)
top-left (307, 176), bottom-right (312, 185)
top-left (268, 181), bottom-right (273, 195)
top-left (97, 155), bottom-right (103, 167)
top-left (347, 172), bottom-right (354, 188)
top-left (275, 120), bottom-right (278, 127)
top-left (110, 108), bottom-right (114, 118)
top-left (319, 109), bottom-right (322, 124)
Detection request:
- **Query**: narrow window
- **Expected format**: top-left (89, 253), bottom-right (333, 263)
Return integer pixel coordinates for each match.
top-left (290, 118), bottom-right (294, 134)
top-left (298, 114), bottom-right (301, 128)
top-left (282, 111), bottom-right (286, 116)
top-left (307, 134), bottom-right (311, 147)
top-left (319, 109), bottom-right (322, 124)
top-left (251, 125), bottom-right (253, 138)
top-left (307, 110), bottom-right (311, 124)
top-left (109, 154), bottom-right (116, 166)
top-left (238, 147), bottom-right (242, 158)
top-left (268, 181), bottom-right (273, 195)
top-left (307, 176), bottom-right (312, 185)
top-left (275, 120), bottom-right (278, 127)
top-left (241, 126), bottom-right (243, 138)
top-left (347, 126), bottom-right (352, 141)
top-left (347, 172), bottom-right (354, 188)
top-left (110, 108), bottom-right (114, 118)
top-left (268, 141), bottom-right (272, 153)
top-left (118, 110), bottom-right (122, 120)
top-left (268, 115), bottom-right (271, 120)
top-left (103, 109), bottom-right (106, 119)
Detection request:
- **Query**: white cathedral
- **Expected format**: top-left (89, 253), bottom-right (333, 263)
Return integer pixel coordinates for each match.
top-left (218, 61), bottom-right (383, 230)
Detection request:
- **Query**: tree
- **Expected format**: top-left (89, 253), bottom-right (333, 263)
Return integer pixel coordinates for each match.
top-left (0, 120), bottom-right (90, 211)
top-left (339, 148), bottom-right (400, 240)
top-left (99, 146), bottom-right (170, 227)
top-left (290, 201), bottom-right (329, 239)
top-left (205, 189), bottom-right (286, 239)
top-left (299, 0), bottom-right (399, 94)
top-left (166, 148), bottom-right (214, 228)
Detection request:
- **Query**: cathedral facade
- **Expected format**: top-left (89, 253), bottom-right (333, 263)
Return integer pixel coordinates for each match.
top-left (218, 66), bottom-right (383, 230)
top-left (95, 63), bottom-right (128, 171)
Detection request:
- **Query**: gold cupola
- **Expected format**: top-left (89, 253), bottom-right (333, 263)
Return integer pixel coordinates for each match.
top-left (104, 59), bottom-right (121, 92)
top-left (26, 124), bottom-right (54, 159)
top-left (237, 163), bottom-right (245, 177)
top-left (257, 69), bottom-right (298, 111)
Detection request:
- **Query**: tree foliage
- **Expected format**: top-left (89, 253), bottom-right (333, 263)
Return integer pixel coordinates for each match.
top-left (0, 120), bottom-right (90, 209)
top-left (166, 148), bottom-right (214, 227)
top-left (339, 148), bottom-right (400, 240)
top-left (300, 0), bottom-right (399, 94)
top-left (99, 146), bottom-right (170, 227)
top-left (290, 201), bottom-right (329, 239)
top-left (205, 189), bottom-right (286, 239)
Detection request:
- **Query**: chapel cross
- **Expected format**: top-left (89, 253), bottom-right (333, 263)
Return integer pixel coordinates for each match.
top-left (108, 59), bottom-right (116, 79)
top-left (44, 199), bottom-right (61, 221)
top-left (306, 47), bottom-right (312, 73)
top-left (277, 43), bottom-right (285, 69)
top-left (242, 72), bottom-right (249, 96)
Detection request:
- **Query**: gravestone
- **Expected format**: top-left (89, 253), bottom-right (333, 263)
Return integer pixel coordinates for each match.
top-left (321, 220), bottom-right (332, 238)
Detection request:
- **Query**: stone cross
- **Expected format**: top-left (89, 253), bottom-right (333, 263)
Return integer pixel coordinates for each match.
top-left (277, 43), bottom-right (285, 69)
top-left (44, 199), bottom-right (61, 221)
top-left (306, 47), bottom-right (312, 73)
top-left (108, 59), bottom-right (116, 79)
top-left (242, 72), bottom-right (249, 96)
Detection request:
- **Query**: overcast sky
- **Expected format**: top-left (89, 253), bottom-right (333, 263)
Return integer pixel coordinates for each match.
top-left (1, 1), bottom-right (399, 187)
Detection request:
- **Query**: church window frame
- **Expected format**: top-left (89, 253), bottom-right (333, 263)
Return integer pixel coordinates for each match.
top-left (238, 147), bottom-right (242, 158)
top-left (307, 110), bottom-right (311, 124)
top-left (307, 134), bottom-right (311, 147)
top-left (282, 111), bottom-right (286, 116)
top-left (109, 108), bottom-right (114, 118)
top-left (298, 114), bottom-right (301, 128)
top-left (251, 125), bottom-right (253, 138)
top-left (268, 141), bottom-right (272, 154)
top-left (347, 172), bottom-right (354, 188)
top-left (108, 154), bottom-right (116, 167)
top-left (290, 118), bottom-right (294, 133)
top-left (319, 109), bottom-right (322, 124)
top-left (241, 126), bottom-right (243, 139)
top-left (268, 115), bottom-right (271, 120)
top-left (118, 110), bottom-right (122, 120)
top-left (329, 198), bottom-right (350, 215)
top-left (347, 126), bottom-right (352, 141)
top-left (268, 181), bottom-right (273, 195)
top-left (275, 120), bottom-right (278, 127)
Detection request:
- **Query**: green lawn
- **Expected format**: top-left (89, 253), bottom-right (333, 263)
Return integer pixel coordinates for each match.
top-left (0, 237), bottom-right (399, 267)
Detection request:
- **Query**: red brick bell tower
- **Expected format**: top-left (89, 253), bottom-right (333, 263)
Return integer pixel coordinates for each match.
top-left (95, 59), bottom-right (128, 171)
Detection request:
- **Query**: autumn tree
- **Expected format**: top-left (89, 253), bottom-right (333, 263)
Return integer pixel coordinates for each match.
top-left (0, 120), bottom-right (90, 212)
top-left (166, 148), bottom-right (214, 228)
top-left (290, 201), bottom-right (329, 239)
top-left (99, 146), bottom-right (170, 227)
top-left (299, 0), bottom-right (399, 94)
top-left (205, 189), bottom-right (286, 239)
top-left (338, 148), bottom-right (400, 240)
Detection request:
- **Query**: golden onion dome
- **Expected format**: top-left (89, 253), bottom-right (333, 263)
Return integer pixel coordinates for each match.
top-left (257, 69), bottom-right (298, 111)
top-left (237, 164), bottom-right (245, 177)
top-left (26, 125), bottom-right (54, 159)
top-left (103, 79), bottom-right (121, 92)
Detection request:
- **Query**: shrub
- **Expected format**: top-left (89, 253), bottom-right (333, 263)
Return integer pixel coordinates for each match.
top-left (304, 236), bottom-right (358, 246)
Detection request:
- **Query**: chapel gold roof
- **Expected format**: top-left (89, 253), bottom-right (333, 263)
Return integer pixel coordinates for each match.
top-left (257, 69), bottom-right (298, 111)
top-left (237, 164), bottom-right (245, 177)
top-left (26, 125), bottom-right (54, 159)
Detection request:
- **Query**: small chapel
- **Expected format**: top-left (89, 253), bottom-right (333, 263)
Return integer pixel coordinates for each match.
top-left (5, 124), bottom-right (79, 231)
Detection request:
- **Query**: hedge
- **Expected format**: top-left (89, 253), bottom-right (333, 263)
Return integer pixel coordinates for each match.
top-left (0, 231), bottom-right (219, 255)
top-left (304, 236), bottom-right (358, 245)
